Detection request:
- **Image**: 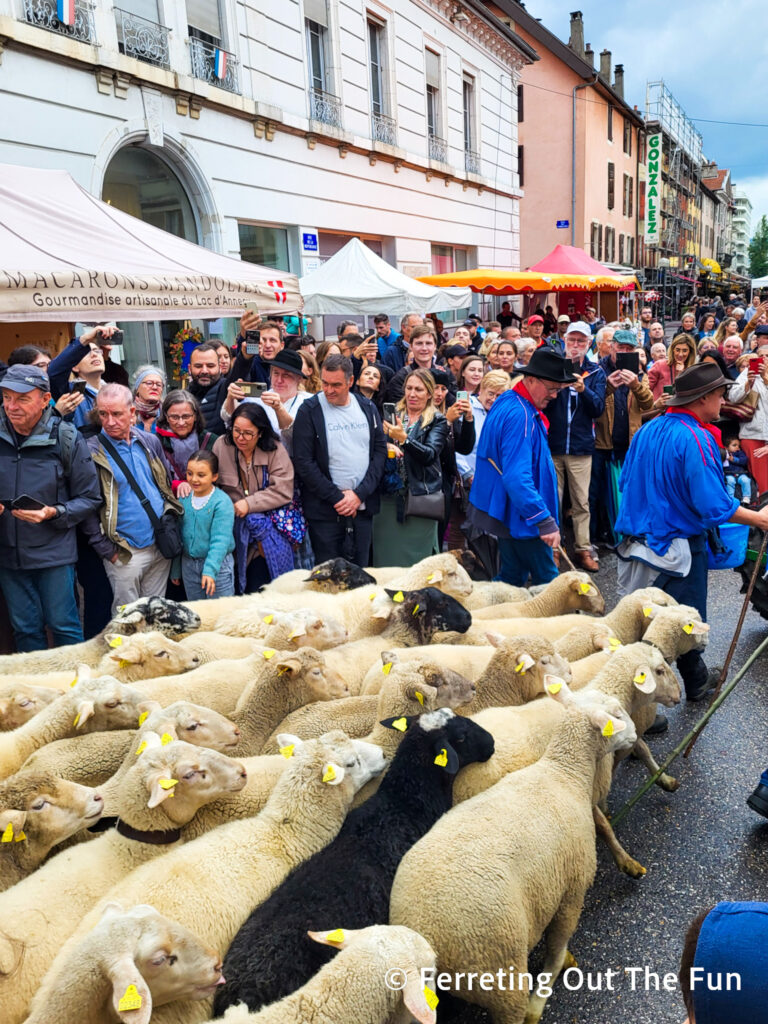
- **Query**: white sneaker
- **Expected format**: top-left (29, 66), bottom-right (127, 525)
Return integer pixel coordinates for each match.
top-left (742, 497), bottom-right (751, 505)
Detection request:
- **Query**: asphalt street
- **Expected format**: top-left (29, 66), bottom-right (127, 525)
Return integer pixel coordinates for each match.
top-left (533, 551), bottom-right (768, 1024)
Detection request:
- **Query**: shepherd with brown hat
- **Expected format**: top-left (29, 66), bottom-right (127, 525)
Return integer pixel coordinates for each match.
top-left (615, 361), bottom-right (768, 712)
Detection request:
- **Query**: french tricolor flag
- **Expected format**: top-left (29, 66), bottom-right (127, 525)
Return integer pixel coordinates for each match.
top-left (57, 0), bottom-right (75, 25)
top-left (214, 48), bottom-right (227, 80)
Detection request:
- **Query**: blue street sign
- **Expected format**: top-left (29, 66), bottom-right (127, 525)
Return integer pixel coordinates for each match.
top-left (556, 220), bottom-right (570, 229)
top-left (302, 232), bottom-right (318, 252)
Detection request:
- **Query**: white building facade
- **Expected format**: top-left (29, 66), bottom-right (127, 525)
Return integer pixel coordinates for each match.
top-left (732, 188), bottom-right (752, 278)
top-left (0, 0), bottom-right (533, 368)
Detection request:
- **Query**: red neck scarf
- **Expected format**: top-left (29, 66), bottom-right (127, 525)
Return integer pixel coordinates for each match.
top-left (513, 380), bottom-right (550, 430)
top-left (667, 407), bottom-right (722, 447)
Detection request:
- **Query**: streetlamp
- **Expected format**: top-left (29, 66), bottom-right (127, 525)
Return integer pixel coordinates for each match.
top-left (658, 257), bottom-right (671, 329)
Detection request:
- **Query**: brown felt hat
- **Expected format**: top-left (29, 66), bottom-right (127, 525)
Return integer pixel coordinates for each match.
top-left (667, 362), bottom-right (732, 406)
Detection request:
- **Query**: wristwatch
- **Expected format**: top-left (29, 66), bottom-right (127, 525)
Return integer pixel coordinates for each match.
top-left (53, 504), bottom-right (66, 519)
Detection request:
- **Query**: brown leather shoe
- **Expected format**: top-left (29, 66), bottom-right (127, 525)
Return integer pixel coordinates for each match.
top-left (575, 550), bottom-right (599, 573)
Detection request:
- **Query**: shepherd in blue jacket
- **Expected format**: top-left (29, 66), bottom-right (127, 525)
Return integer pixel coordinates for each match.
top-left (467, 348), bottom-right (577, 585)
top-left (616, 362), bottom-right (768, 712)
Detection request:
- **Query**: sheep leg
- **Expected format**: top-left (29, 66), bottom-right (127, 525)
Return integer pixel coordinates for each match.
top-left (523, 896), bottom-right (583, 1024)
top-left (632, 738), bottom-right (680, 792)
top-left (593, 805), bottom-right (647, 879)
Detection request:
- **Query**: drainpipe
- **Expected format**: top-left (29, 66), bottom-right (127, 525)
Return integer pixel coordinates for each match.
top-left (572, 75), bottom-right (599, 247)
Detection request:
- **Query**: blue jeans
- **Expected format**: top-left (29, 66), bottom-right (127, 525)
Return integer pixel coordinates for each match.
top-left (0, 564), bottom-right (82, 651)
top-left (496, 536), bottom-right (558, 587)
top-left (181, 553), bottom-right (235, 601)
top-left (726, 474), bottom-right (752, 502)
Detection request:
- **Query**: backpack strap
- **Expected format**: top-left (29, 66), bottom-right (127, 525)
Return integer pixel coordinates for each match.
top-left (50, 417), bottom-right (77, 476)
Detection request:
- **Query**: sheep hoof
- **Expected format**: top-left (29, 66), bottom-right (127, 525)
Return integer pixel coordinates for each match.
top-left (619, 857), bottom-right (647, 878)
top-left (659, 774), bottom-right (680, 792)
top-left (563, 950), bottom-right (578, 969)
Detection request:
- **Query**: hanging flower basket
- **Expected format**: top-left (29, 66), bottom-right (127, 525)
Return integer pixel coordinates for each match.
top-left (170, 326), bottom-right (203, 381)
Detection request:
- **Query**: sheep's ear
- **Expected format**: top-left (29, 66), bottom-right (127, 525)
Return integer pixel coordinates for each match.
top-left (424, 568), bottom-right (443, 584)
top-left (307, 927), bottom-right (356, 948)
top-left (0, 809), bottom-right (27, 841)
top-left (370, 594), bottom-right (394, 619)
top-left (587, 705), bottom-right (627, 738)
top-left (685, 620), bottom-right (710, 637)
top-left (571, 578), bottom-right (594, 596)
top-left (74, 698), bottom-right (96, 729)
top-left (75, 664), bottom-right (92, 683)
top-left (321, 762), bottom-right (345, 786)
top-left (276, 733), bottom-right (304, 758)
top-left (384, 588), bottom-right (409, 602)
top-left (403, 973), bottom-right (438, 1024)
top-left (512, 652), bottom-right (536, 674)
top-left (286, 621), bottom-right (307, 641)
top-left (485, 631), bottom-right (506, 648)
top-left (432, 741), bottom-right (459, 774)
top-left (136, 700), bottom-right (162, 726)
top-left (107, 956), bottom-right (153, 1024)
top-left (109, 643), bottom-right (143, 665)
top-left (632, 665), bottom-right (656, 694)
top-left (146, 771), bottom-right (179, 808)
top-left (543, 675), bottom-right (573, 704)
top-left (381, 650), bottom-right (399, 667)
top-left (274, 657), bottom-right (302, 677)
top-left (405, 683), bottom-right (438, 708)
top-left (379, 715), bottom-right (416, 733)
top-left (595, 635), bottom-right (623, 652)
top-left (641, 603), bottom-right (661, 620)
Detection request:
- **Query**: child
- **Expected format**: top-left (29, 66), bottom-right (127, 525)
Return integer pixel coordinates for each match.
top-left (172, 450), bottom-right (235, 599)
top-left (723, 437), bottom-right (752, 505)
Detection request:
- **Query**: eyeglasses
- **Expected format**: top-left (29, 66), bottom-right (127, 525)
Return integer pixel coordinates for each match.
top-left (232, 428), bottom-right (257, 439)
top-left (167, 413), bottom-right (194, 423)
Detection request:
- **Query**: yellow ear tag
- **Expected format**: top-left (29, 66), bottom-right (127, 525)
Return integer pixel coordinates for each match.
top-left (415, 691), bottom-right (424, 706)
top-left (546, 681), bottom-right (562, 695)
top-left (391, 717), bottom-right (408, 732)
top-left (117, 985), bottom-right (143, 1012)
top-left (119, 659), bottom-right (131, 669)
top-left (579, 582), bottom-right (591, 595)
top-left (608, 637), bottom-right (622, 650)
top-left (279, 744), bottom-right (295, 759)
top-left (381, 662), bottom-right (393, 675)
top-left (109, 635), bottom-right (123, 648)
top-left (262, 614), bottom-right (274, 624)
top-left (288, 631), bottom-right (300, 641)
top-left (325, 928), bottom-right (345, 944)
top-left (434, 748), bottom-right (448, 768)
top-left (602, 720), bottom-right (615, 737)
top-left (1, 823), bottom-right (13, 843)
top-left (393, 591), bottom-right (405, 603)
top-left (633, 672), bottom-right (646, 684)
top-left (160, 733), bottom-right (173, 746)
top-left (424, 986), bottom-right (440, 1011)
top-left (69, 676), bottom-right (78, 688)
top-left (642, 607), bottom-right (652, 618)
top-left (412, 604), bottom-right (420, 615)
top-left (135, 741), bottom-right (148, 757)
top-left (322, 764), bottom-right (336, 783)
top-left (683, 623), bottom-right (694, 635)
top-left (426, 573), bottom-right (436, 583)
top-left (138, 711), bottom-right (149, 727)
top-left (277, 665), bottom-right (290, 676)
top-left (514, 661), bottom-right (526, 674)
top-left (73, 713), bottom-right (81, 728)
top-left (14, 830), bottom-right (26, 842)
top-left (369, 592), bottom-right (376, 601)
top-left (262, 648), bottom-right (277, 660)
top-left (158, 778), bottom-right (178, 790)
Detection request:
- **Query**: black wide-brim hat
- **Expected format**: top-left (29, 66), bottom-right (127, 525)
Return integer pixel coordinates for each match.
top-left (519, 347), bottom-right (579, 384)
top-left (264, 349), bottom-right (307, 377)
top-left (667, 362), bottom-right (732, 406)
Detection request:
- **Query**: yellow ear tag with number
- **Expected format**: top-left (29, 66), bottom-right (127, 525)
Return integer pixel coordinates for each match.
top-left (415, 691), bottom-right (424, 706)
top-left (426, 573), bottom-right (436, 583)
top-left (109, 635), bottom-right (124, 648)
top-left (138, 711), bottom-right (149, 727)
top-left (424, 986), bottom-right (440, 1011)
top-left (546, 681), bottom-right (562, 695)
top-left (158, 778), bottom-right (178, 790)
top-left (683, 622), bottom-right (694, 635)
top-left (73, 713), bottom-right (81, 728)
top-left (117, 984), bottom-right (143, 1012)
top-left (579, 582), bottom-right (591, 595)
top-left (434, 748), bottom-right (448, 768)
top-left (642, 607), bottom-right (652, 618)
top-left (412, 604), bottom-right (420, 615)
top-left (325, 928), bottom-right (345, 944)
top-left (160, 733), bottom-right (173, 746)
top-left (262, 614), bottom-right (274, 625)
top-left (14, 830), bottom-right (26, 842)
top-left (322, 764), bottom-right (336, 783)
top-left (119, 659), bottom-right (131, 669)
top-left (135, 741), bottom-right (148, 757)
top-left (279, 744), bottom-right (295, 759)
top-left (391, 717), bottom-right (408, 732)
top-left (602, 720), bottom-right (615, 737)
top-left (633, 672), bottom-right (646, 684)
top-left (1, 823), bottom-right (13, 843)
top-left (392, 591), bottom-right (405, 603)
top-left (262, 648), bottom-right (277, 660)
top-left (382, 662), bottom-right (393, 675)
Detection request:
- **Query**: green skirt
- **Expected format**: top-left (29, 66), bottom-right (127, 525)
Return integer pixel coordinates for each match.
top-left (372, 494), bottom-right (439, 567)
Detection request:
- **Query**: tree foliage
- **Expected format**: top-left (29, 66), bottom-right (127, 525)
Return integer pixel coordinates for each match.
top-left (749, 215), bottom-right (768, 278)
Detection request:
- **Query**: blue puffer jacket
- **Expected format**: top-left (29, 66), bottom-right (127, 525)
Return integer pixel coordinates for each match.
top-left (547, 358), bottom-right (607, 456)
top-left (468, 388), bottom-right (558, 539)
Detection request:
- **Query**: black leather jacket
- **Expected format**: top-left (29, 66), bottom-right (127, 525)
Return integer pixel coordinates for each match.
top-left (402, 412), bottom-right (449, 496)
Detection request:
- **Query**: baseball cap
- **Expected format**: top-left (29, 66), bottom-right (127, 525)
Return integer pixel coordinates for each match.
top-left (557, 314), bottom-right (572, 324)
top-left (462, 319), bottom-right (476, 328)
top-left (444, 344), bottom-right (468, 359)
top-left (0, 365), bottom-right (50, 393)
top-left (755, 325), bottom-right (768, 337)
top-left (528, 315), bottom-right (544, 324)
top-left (565, 320), bottom-right (591, 338)
top-left (612, 329), bottom-right (639, 348)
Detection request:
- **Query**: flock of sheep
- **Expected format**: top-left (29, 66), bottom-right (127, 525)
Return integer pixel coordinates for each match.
top-left (0, 552), bottom-right (711, 1024)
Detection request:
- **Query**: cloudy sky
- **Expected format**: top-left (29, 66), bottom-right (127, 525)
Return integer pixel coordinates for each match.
top-left (521, 0), bottom-right (768, 238)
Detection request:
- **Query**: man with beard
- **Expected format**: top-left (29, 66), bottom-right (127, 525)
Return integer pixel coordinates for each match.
top-left (187, 343), bottom-right (227, 434)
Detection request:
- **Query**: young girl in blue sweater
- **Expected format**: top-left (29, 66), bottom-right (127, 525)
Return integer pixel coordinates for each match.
top-left (172, 450), bottom-right (235, 599)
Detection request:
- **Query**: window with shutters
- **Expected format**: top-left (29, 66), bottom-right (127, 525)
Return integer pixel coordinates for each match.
top-left (597, 224), bottom-right (603, 261)
top-left (591, 222), bottom-right (600, 259)
top-left (623, 118), bottom-right (632, 156)
top-left (517, 145), bottom-right (524, 188)
top-left (628, 176), bottom-right (633, 218)
top-left (186, 0), bottom-right (222, 45)
top-left (463, 75), bottom-right (475, 152)
top-left (623, 173), bottom-right (631, 217)
top-left (425, 49), bottom-right (441, 139)
top-left (368, 18), bottom-right (385, 117)
top-left (607, 162), bottom-right (615, 210)
top-left (619, 234), bottom-right (624, 264)
top-left (607, 104), bottom-right (613, 141)
top-left (628, 236), bottom-right (635, 264)
top-left (305, 2), bottom-right (329, 94)
top-left (517, 83), bottom-right (524, 123)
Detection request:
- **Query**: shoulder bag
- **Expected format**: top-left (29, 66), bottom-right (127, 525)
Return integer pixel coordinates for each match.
top-left (100, 435), bottom-right (183, 559)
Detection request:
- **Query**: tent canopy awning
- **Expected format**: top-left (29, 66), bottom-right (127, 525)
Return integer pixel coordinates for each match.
top-left (416, 268), bottom-right (638, 293)
top-left (0, 162), bottom-right (302, 322)
top-left (751, 275), bottom-right (768, 288)
top-left (299, 237), bottom-right (473, 316)
top-left (529, 243), bottom-right (615, 276)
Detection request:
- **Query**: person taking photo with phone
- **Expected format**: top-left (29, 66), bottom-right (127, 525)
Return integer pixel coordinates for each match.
top-left (222, 349), bottom-right (312, 456)
top-left (47, 323), bottom-right (119, 428)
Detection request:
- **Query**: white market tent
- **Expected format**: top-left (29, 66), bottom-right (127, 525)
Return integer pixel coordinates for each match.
top-left (0, 163), bottom-right (302, 322)
top-left (299, 237), bottom-right (473, 317)
top-left (751, 275), bottom-right (768, 290)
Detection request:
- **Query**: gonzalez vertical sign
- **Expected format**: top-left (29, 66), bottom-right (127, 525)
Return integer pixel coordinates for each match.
top-left (645, 132), bottom-right (662, 246)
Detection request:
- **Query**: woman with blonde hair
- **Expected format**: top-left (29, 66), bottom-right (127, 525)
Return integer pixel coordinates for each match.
top-left (374, 368), bottom-right (448, 565)
top-left (299, 350), bottom-right (322, 393)
top-left (315, 340), bottom-right (342, 368)
top-left (714, 317), bottom-right (740, 345)
top-left (647, 333), bottom-right (696, 399)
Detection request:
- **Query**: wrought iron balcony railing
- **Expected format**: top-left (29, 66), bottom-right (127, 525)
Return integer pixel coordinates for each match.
top-left (309, 88), bottom-right (343, 129)
top-left (465, 149), bottom-right (481, 175)
top-left (189, 36), bottom-right (239, 93)
top-left (371, 112), bottom-right (396, 146)
top-left (115, 8), bottom-right (170, 68)
top-left (428, 133), bottom-right (447, 163)
top-left (23, 0), bottom-right (95, 44)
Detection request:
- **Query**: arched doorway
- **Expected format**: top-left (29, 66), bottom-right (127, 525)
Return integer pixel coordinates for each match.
top-left (101, 145), bottom-right (200, 380)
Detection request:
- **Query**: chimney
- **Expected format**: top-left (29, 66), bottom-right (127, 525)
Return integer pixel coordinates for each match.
top-left (568, 11), bottom-right (585, 59)
top-left (599, 49), bottom-right (611, 81)
top-left (613, 64), bottom-right (624, 98)
top-left (584, 43), bottom-right (594, 68)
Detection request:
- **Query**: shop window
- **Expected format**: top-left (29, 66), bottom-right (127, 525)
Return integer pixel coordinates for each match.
top-left (238, 224), bottom-right (291, 271)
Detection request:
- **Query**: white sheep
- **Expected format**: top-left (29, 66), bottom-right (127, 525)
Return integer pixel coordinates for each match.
top-left (0, 738), bottom-right (247, 1024)
top-left (461, 579), bottom-right (530, 610)
top-left (0, 683), bottom-right (58, 730)
top-left (359, 645), bottom-right (496, 696)
top-left (207, 925), bottom-right (437, 1024)
top-left (24, 902), bottom-right (224, 1024)
top-left (0, 771), bottom-right (103, 890)
top-left (213, 607), bottom-right (348, 650)
top-left (50, 732), bottom-right (387, 1024)
top-left (471, 571), bottom-right (605, 619)
top-left (390, 699), bottom-right (637, 1024)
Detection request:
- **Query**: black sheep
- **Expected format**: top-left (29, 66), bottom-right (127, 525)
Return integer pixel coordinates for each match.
top-left (304, 558), bottom-right (376, 590)
top-left (213, 709), bottom-right (495, 1016)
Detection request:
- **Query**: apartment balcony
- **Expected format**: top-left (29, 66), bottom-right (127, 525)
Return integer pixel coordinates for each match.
top-left (23, 0), bottom-right (95, 44)
top-left (309, 88), bottom-right (343, 129)
top-left (371, 112), bottom-right (396, 147)
top-left (428, 133), bottom-right (447, 163)
top-left (465, 149), bottom-right (481, 175)
top-left (189, 37), bottom-right (238, 93)
top-left (115, 8), bottom-right (170, 68)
